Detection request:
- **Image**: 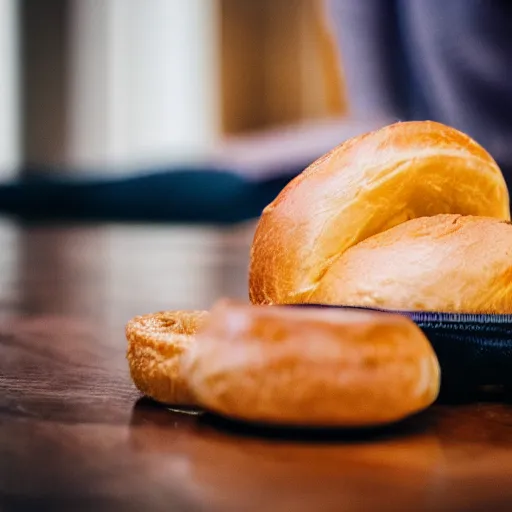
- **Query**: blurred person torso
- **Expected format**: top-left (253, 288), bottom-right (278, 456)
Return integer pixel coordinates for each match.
top-left (326, 0), bottom-right (512, 181)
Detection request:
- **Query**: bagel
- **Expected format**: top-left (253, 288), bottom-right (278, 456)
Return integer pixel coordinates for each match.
top-left (249, 121), bottom-right (510, 307)
top-left (310, 214), bottom-right (512, 312)
top-left (183, 300), bottom-right (440, 427)
top-left (126, 310), bottom-right (209, 405)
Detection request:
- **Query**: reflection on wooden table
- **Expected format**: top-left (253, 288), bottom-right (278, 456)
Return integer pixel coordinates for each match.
top-left (5, 219), bottom-right (256, 322)
top-left (2, 217), bottom-right (512, 511)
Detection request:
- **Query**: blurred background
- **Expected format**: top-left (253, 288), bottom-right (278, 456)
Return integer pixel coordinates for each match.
top-left (0, 0), bottom-right (510, 318)
top-left (0, 0), bottom-right (361, 181)
top-left (1, 0), bottom-right (511, 209)
top-left (0, 0), bottom-right (366, 320)
top-left (0, 0), bottom-right (400, 225)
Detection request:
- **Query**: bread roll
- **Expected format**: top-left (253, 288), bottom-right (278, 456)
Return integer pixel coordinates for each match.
top-left (310, 214), bottom-right (512, 312)
top-left (249, 121), bottom-right (510, 306)
top-left (126, 310), bottom-right (208, 405)
top-left (183, 300), bottom-right (440, 427)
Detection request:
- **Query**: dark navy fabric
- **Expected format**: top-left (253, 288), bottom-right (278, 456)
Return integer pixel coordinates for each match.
top-left (0, 168), bottom-right (293, 224)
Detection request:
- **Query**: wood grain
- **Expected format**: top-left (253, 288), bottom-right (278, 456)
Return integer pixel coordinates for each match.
top-left (2, 220), bottom-right (512, 511)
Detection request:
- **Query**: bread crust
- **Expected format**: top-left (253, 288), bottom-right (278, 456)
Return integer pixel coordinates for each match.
top-left (310, 215), bottom-right (512, 312)
top-left (249, 121), bottom-right (510, 306)
top-left (183, 300), bottom-right (440, 426)
top-left (126, 310), bottom-right (209, 405)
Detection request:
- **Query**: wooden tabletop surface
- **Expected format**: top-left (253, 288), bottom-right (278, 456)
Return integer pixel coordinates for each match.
top-left (2, 219), bottom-right (512, 512)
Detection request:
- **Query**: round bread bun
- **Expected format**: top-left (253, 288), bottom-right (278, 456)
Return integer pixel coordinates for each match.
top-left (309, 215), bottom-right (512, 312)
top-left (249, 121), bottom-right (510, 306)
top-left (126, 310), bottom-right (209, 405)
top-left (183, 300), bottom-right (440, 427)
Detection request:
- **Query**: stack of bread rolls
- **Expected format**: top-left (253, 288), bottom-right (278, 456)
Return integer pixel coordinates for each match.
top-left (249, 121), bottom-right (511, 310)
top-left (126, 121), bottom-right (511, 427)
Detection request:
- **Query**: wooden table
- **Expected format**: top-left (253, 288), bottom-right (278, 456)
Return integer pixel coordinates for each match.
top-left (2, 219), bottom-right (512, 511)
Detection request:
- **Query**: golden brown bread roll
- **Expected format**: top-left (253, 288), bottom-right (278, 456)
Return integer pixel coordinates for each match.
top-left (126, 310), bottom-right (208, 405)
top-left (249, 121), bottom-right (510, 307)
top-left (183, 300), bottom-right (440, 427)
top-left (309, 214), bottom-right (512, 312)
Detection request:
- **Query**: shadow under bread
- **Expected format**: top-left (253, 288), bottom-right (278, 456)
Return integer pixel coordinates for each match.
top-left (196, 408), bottom-right (435, 444)
top-left (130, 397), bottom-right (434, 444)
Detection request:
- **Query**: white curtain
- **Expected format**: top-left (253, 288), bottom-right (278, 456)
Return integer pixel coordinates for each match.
top-left (23, 0), bottom-right (220, 175)
top-left (67, 0), bottom-right (220, 174)
top-left (0, 0), bottom-right (19, 180)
